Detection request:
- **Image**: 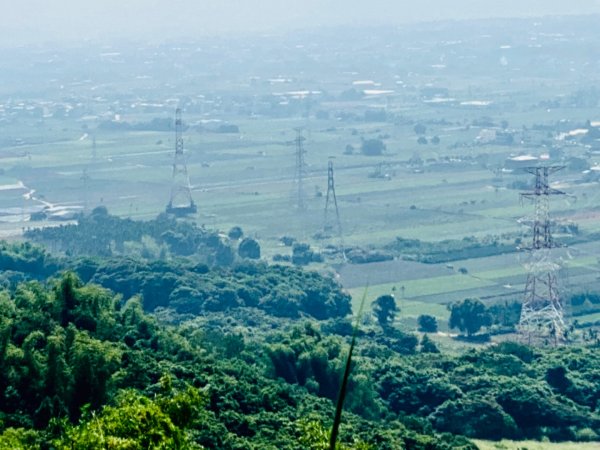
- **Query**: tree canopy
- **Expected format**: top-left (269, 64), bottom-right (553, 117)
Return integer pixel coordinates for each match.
top-left (360, 138), bottom-right (385, 156)
top-left (0, 239), bottom-right (597, 448)
top-left (372, 295), bottom-right (398, 330)
top-left (448, 298), bottom-right (492, 337)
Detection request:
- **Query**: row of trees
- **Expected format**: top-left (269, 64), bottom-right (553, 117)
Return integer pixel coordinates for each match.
top-left (449, 298), bottom-right (522, 338)
top-left (370, 294), bottom-right (520, 338)
top-left (386, 236), bottom-right (518, 264)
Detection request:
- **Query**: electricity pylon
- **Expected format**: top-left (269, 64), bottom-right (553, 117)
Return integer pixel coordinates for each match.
top-left (324, 160), bottom-right (342, 234)
top-left (166, 108), bottom-right (197, 216)
top-left (324, 158), bottom-right (346, 261)
top-left (519, 166), bottom-right (566, 346)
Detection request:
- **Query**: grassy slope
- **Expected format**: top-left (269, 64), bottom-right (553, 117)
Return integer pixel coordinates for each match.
top-left (474, 440), bottom-right (599, 450)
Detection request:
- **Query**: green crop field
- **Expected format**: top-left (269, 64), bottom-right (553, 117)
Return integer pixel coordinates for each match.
top-left (5, 109), bottom-right (600, 334)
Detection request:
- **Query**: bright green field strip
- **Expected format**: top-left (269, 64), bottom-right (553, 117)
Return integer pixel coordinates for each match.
top-left (579, 221), bottom-right (600, 234)
top-left (472, 265), bottom-right (527, 280)
top-left (339, 172), bottom-right (494, 195)
top-left (398, 299), bottom-right (449, 320)
top-left (400, 274), bottom-right (496, 298)
top-left (456, 255), bottom-right (599, 288)
top-left (349, 286), bottom-right (450, 319)
top-left (564, 256), bottom-right (598, 270)
top-left (481, 206), bottom-right (581, 221)
top-left (476, 205), bottom-right (529, 219)
top-left (473, 440), bottom-right (599, 450)
top-left (345, 218), bottom-right (514, 244)
top-left (202, 193), bottom-right (284, 210)
top-left (349, 274), bottom-right (495, 306)
top-left (576, 311), bottom-right (600, 324)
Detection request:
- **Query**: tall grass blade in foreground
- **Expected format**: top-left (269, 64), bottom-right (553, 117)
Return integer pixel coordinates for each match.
top-left (329, 286), bottom-right (368, 450)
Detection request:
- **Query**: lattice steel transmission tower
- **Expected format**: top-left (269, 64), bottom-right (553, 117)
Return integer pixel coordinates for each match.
top-left (293, 128), bottom-right (307, 210)
top-left (324, 159), bottom-right (342, 235)
top-left (324, 159), bottom-right (346, 261)
top-left (166, 108), bottom-right (197, 216)
top-left (519, 166), bottom-right (566, 345)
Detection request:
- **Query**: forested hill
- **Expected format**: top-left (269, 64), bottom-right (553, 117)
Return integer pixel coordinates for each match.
top-left (0, 271), bottom-right (477, 449)
top-left (24, 207), bottom-right (245, 266)
top-left (0, 241), bottom-right (598, 448)
top-left (0, 240), bottom-right (351, 320)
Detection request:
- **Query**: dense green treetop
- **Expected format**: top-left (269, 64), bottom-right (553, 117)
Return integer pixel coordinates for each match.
top-left (0, 241), bottom-right (598, 448)
top-left (0, 241), bottom-right (351, 320)
top-left (371, 295), bottom-right (398, 331)
top-left (0, 272), bottom-right (478, 449)
top-left (448, 298), bottom-right (492, 337)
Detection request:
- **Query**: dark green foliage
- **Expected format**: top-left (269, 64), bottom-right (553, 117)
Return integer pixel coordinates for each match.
top-left (570, 291), bottom-right (600, 319)
top-left (546, 366), bottom-right (572, 392)
top-left (0, 242), bottom-right (350, 320)
top-left (228, 226), bottom-right (244, 240)
top-left (0, 274), bottom-right (123, 428)
top-left (292, 242), bottom-right (322, 265)
top-left (374, 329), bottom-right (419, 355)
top-left (378, 346), bottom-right (600, 440)
top-left (571, 291), bottom-right (600, 306)
top-left (430, 396), bottom-right (518, 439)
top-left (385, 236), bottom-right (517, 264)
top-left (371, 295), bottom-right (398, 330)
top-left (493, 381), bottom-right (595, 440)
top-left (418, 314), bottom-right (438, 333)
top-left (214, 242), bottom-right (235, 266)
top-left (216, 123), bottom-right (240, 133)
top-left (487, 300), bottom-right (521, 330)
top-left (238, 237), bottom-right (261, 260)
top-left (268, 324), bottom-right (346, 399)
top-left (420, 335), bottom-right (440, 353)
top-left (414, 123), bottom-right (427, 135)
top-left (360, 138), bottom-right (385, 156)
top-left (0, 244), bottom-right (599, 448)
top-left (0, 241), bottom-right (59, 280)
top-left (491, 341), bottom-right (535, 363)
top-left (54, 383), bottom-right (204, 449)
top-left (24, 210), bottom-right (231, 266)
top-left (345, 248), bottom-right (394, 264)
top-left (377, 363), bottom-right (461, 416)
top-left (68, 328), bottom-right (122, 417)
top-left (448, 298), bottom-right (491, 337)
top-left (329, 288), bottom-right (370, 450)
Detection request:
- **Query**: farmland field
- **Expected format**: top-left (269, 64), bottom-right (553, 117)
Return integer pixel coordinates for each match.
top-left (1, 18), bottom-right (600, 339)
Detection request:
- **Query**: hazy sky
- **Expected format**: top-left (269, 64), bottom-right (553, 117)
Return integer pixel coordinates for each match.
top-left (2, 0), bottom-right (600, 46)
